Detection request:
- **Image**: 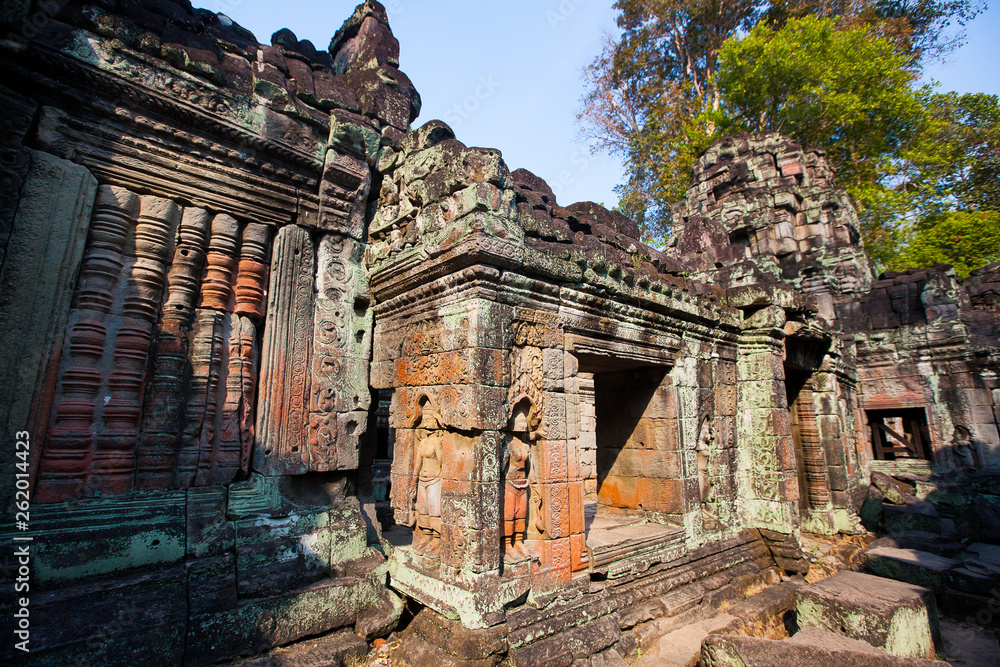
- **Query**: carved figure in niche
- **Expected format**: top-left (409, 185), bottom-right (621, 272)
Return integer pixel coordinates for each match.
top-left (503, 401), bottom-right (538, 562)
top-left (952, 425), bottom-right (979, 470)
top-left (413, 400), bottom-right (444, 554)
top-left (696, 418), bottom-right (719, 531)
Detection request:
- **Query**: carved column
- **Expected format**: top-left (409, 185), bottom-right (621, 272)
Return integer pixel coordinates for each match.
top-left (91, 196), bottom-right (179, 495)
top-left (254, 224), bottom-right (315, 475)
top-left (736, 312), bottom-right (799, 534)
top-left (235, 223), bottom-right (271, 321)
top-left (36, 185), bottom-right (136, 502)
top-left (207, 222), bottom-right (271, 484)
top-left (135, 207), bottom-right (211, 490)
top-left (200, 214), bottom-right (239, 312)
top-left (179, 310), bottom-right (225, 487)
top-left (794, 382), bottom-right (831, 510)
top-left (216, 314), bottom-right (258, 483)
top-left (174, 214), bottom-right (239, 487)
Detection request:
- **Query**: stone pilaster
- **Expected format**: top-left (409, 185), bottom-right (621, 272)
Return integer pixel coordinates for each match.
top-left (1, 152), bottom-right (97, 505)
top-left (254, 224), bottom-right (315, 475)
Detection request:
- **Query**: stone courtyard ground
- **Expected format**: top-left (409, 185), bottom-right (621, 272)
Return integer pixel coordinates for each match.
top-left (342, 530), bottom-right (1000, 667)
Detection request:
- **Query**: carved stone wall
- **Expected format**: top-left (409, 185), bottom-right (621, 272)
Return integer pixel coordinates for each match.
top-left (2, 0), bottom-right (998, 664)
top-left (0, 1), bottom-right (414, 664)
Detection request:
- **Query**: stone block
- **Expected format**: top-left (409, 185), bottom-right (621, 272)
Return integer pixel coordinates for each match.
top-left (701, 632), bottom-right (944, 666)
top-left (187, 485), bottom-right (234, 558)
top-left (356, 587), bottom-right (405, 639)
top-left (871, 472), bottom-right (910, 505)
top-left (795, 571), bottom-right (938, 659)
top-left (237, 630), bottom-right (369, 667)
top-left (187, 553), bottom-right (238, 616)
top-left (235, 510), bottom-right (334, 598)
top-left (401, 607), bottom-right (507, 663)
top-left (187, 574), bottom-right (379, 664)
top-left (7, 566), bottom-right (187, 666)
top-left (24, 493), bottom-right (186, 586)
top-left (883, 502), bottom-right (941, 535)
top-left (510, 616), bottom-right (621, 666)
top-left (718, 580), bottom-right (800, 639)
top-left (862, 547), bottom-right (959, 596)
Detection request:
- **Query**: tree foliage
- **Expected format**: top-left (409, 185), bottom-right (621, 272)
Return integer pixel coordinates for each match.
top-left (578, 0), bottom-right (761, 236)
top-left (714, 16), bottom-right (928, 265)
top-left (888, 210), bottom-right (1000, 277)
top-left (578, 0), bottom-right (987, 253)
top-left (903, 92), bottom-right (1000, 214)
top-left (764, 0), bottom-right (985, 61)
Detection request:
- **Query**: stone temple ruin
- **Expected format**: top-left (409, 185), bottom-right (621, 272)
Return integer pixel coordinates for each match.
top-left (1, 1), bottom-right (999, 665)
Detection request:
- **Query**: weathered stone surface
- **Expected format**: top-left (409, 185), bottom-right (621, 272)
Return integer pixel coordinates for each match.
top-left (871, 472), bottom-right (912, 506)
top-left (254, 224), bottom-right (315, 475)
top-left (634, 614), bottom-right (736, 667)
top-left (3, 0), bottom-right (1000, 664)
top-left (862, 546), bottom-right (959, 595)
top-left (883, 501), bottom-right (942, 535)
top-left (701, 633), bottom-right (946, 666)
top-left (0, 152), bottom-right (96, 504)
top-left (795, 571), bottom-right (938, 659)
top-left (237, 629), bottom-right (369, 667)
top-left (714, 580), bottom-right (800, 639)
top-left (1, 564), bottom-right (188, 666)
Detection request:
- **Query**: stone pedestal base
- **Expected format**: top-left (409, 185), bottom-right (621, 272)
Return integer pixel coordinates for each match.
top-left (394, 608), bottom-right (507, 667)
top-left (388, 547), bottom-right (528, 629)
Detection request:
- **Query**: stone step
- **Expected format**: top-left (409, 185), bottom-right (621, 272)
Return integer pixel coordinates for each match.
top-left (862, 546), bottom-right (960, 595)
top-left (713, 580), bottom-right (801, 639)
top-left (789, 624), bottom-right (887, 654)
top-left (701, 632), bottom-right (948, 666)
top-left (795, 570), bottom-right (939, 660)
top-left (634, 614), bottom-right (736, 667)
top-left (867, 531), bottom-right (964, 558)
top-left (231, 630), bottom-right (368, 667)
top-left (883, 501), bottom-right (942, 535)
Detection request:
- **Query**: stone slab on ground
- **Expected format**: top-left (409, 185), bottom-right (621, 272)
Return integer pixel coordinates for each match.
top-left (863, 546), bottom-right (960, 595)
top-left (871, 471), bottom-right (913, 506)
top-left (868, 532), bottom-right (964, 558)
top-left (233, 630), bottom-right (368, 666)
top-left (965, 543), bottom-right (1000, 572)
top-left (795, 570), bottom-right (939, 659)
top-left (700, 633), bottom-right (948, 666)
top-left (883, 502), bottom-right (942, 535)
top-left (789, 625), bottom-right (889, 654)
top-left (937, 618), bottom-right (1000, 667)
top-left (634, 614), bottom-right (737, 667)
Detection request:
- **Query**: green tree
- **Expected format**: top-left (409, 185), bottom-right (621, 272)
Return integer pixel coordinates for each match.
top-left (888, 210), bottom-right (1000, 277)
top-left (578, 0), bottom-right (761, 240)
top-left (578, 0), bottom-right (985, 247)
top-left (713, 16), bottom-right (928, 266)
top-left (903, 92), bottom-right (1000, 214)
top-left (764, 0), bottom-right (985, 62)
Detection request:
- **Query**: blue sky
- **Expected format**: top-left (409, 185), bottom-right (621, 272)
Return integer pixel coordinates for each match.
top-left (216, 0), bottom-right (999, 210)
